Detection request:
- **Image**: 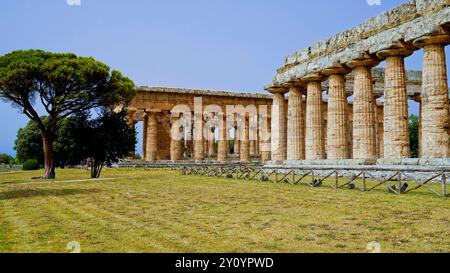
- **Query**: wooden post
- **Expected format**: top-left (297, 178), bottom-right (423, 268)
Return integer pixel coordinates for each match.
top-left (442, 174), bottom-right (447, 198)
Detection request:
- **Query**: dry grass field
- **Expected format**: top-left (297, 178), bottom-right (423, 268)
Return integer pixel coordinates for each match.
top-left (0, 168), bottom-right (449, 253)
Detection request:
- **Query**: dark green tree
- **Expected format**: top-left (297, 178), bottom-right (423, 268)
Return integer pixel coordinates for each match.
top-left (409, 114), bottom-right (419, 158)
top-left (70, 111), bottom-right (136, 178)
top-left (0, 154), bottom-right (14, 164)
top-left (14, 120), bottom-right (44, 164)
top-left (14, 117), bottom-right (75, 167)
top-left (0, 50), bottom-right (135, 178)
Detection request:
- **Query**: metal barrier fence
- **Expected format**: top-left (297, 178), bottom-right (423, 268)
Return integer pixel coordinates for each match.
top-left (180, 165), bottom-right (449, 198)
top-left (0, 164), bottom-right (22, 173)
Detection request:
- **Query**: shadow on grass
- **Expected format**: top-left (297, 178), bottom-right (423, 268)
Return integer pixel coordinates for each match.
top-left (0, 188), bottom-right (101, 200)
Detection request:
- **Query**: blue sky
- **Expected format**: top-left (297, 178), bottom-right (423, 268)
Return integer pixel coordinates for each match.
top-left (0, 0), bottom-right (443, 156)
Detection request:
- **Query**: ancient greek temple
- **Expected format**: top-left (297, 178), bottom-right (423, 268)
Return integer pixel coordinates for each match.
top-left (127, 0), bottom-right (450, 166)
top-left (265, 0), bottom-right (450, 166)
top-left (127, 87), bottom-right (273, 162)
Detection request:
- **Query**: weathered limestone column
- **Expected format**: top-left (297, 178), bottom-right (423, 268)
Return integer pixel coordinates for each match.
top-left (250, 140), bottom-right (256, 156)
top-left (208, 129), bottom-right (215, 157)
top-left (287, 85), bottom-right (306, 161)
top-left (323, 67), bottom-right (351, 160)
top-left (234, 124), bottom-right (240, 156)
top-left (267, 87), bottom-right (287, 162)
top-left (142, 114), bottom-right (148, 161)
top-left (186, 120), bottom-right (194, 159)
top-left (240, 115), bottom-right (250, 162)
top-left (170, 115), bottom-right (183, 161)
top-left (347, 103), bottom-right (354, 159)
top-left (347, 57), bottom-right (379, 162)
top-left (375, 103), bottom-right (384, 159)
top-left (260, 116), bottom-right (271, 161)
top-left (377, 46), bottom-right (413, 159)
top-left (204, 139), bottom-right (209, 157)
top-left (249, 112), bottom-right (259, 158)
top-left (255, 130), bottom-right (260, 157)
top-left (127, 112), bottom-right (136, 159)
top-left (193, 112), bottom-right (204, 162)
top-left (217, 113), bottom-right (229, 162)
top-left (146, 112), bottom-right (158, 162)
top-left (304, 74), bottom-right (326, 160)
top-left (414, 34), bottom-right (450, 158)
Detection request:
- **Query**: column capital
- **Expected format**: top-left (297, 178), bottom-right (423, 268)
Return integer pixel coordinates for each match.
top-left (376, 41), bottom-right (415, 59)
top-left (287, 76), bottom-right (306, 87)
top-left (264, 84), bottom-right (287, 94)
top-left (413, 33), bottom-right (450, 48)
top-left (322, 64), bottom-right (351, 76)
top-left (280, 82), bottom-right (295, 89)
top-left (302, 72), bottom-right (326, 83)
top-left (346, 53), bottom-right (380, 69)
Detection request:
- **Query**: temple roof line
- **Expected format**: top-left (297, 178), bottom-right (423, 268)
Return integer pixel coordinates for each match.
top-left (138, 86), bottom-right (272, 99)
top-left (268, 0), bottom-right (450, 95)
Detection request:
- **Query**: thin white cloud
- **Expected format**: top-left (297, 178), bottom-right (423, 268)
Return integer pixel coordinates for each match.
top-left (66, 0), bottom-right (81, 6)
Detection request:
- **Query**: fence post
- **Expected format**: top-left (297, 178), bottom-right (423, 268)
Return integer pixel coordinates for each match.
top-left (363, 172), bottom-right (366, 191)
top-left (442, 174), bottom-right (447, 198)
top-left (335, 171), bottom-right (339, 189)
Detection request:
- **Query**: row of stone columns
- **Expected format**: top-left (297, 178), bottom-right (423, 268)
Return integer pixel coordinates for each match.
top-left (269, 33), bottom-right (450, 163)
top-left (137, 111), bottom-right (267, 162)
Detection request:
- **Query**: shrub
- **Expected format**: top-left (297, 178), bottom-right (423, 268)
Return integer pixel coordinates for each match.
top-left (22, 159), bottom-right (40, 170)
top-left (0, 154), bottom-right (13, 164)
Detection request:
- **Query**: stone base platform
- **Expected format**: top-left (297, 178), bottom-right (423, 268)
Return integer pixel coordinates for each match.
top-left (377, 158), bottom-right (450, 166)
top-left (277, 158), bottom-right (450, 167)
top-left (265, 161), bottom-right (450, 183)
top-left (281, 159), bottom-right (376, 166)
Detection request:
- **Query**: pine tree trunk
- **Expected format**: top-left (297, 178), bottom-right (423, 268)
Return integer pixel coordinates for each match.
top-left (43, 136), bottom-right (55, 179)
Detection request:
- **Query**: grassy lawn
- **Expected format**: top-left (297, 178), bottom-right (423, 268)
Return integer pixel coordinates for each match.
top-left (0, 168), bottom-right (449, 253)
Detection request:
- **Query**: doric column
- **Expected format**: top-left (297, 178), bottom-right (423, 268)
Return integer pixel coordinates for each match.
top-left (414, 34), bottom-right (450, 158)
top-left (142, 114), bottom-right (148, 161)
top-left (249, 112), bottom-right (258, 158)
top-left (287, 85), bottom-right (306, 161)
top-left (347, 57), bottom-right (379, 162)
top-left (204, 139), bottom-right (209, 157)
top-left (240, 115), bottom-right (250, 162)
top-left (377, 45), bottom-right (413, 159)
top-left (250, 140), bottom-right (256, 156)
top-left (347, 103), bottom-right (354, 159)
top-left (170, 115), bottom-right (183, 161)
top-left (186, 120), bottom-right (194, 159)
top-left (260, 115), bottom-right (271, 162)
top-left (208, 129), bottom-right (215, 157)
top-left (323, 66), bottom-right (351, 160)
top-left (255, 131), bottom-right (260, 157)
top-left (234, 123), bottom-right (240, 156)
top-left (146, 112), bottom-right (158, 162)
top-left (304, 73), bottom-right (326, 160)
top-left (267, 87), bottom-right (287, 162)
top-left (217, 113), bottom-right (229, 162)
top-left (193, 111), bottom-right (204, 162)
top-left (127, 112), bottom-right (136, 159)
top-left (375, 103), bottom-right (384, 159)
